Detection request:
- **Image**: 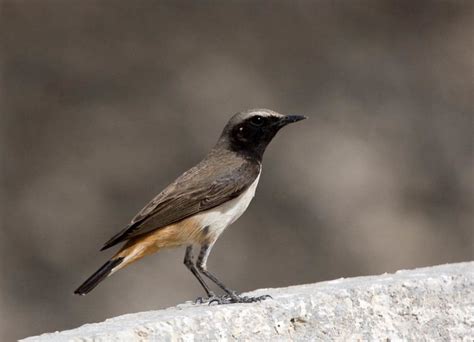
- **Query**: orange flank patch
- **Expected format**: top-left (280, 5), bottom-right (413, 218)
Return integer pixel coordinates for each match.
top-left (111, 216), bottom-right (209, 272)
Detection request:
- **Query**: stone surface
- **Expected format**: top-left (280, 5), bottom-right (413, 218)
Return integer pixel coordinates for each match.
top-left (23, 262), bottom-right (474, 341)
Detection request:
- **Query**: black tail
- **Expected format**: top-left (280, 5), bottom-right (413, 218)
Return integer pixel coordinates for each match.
top-left (74, 257), bottom-right (124, 295)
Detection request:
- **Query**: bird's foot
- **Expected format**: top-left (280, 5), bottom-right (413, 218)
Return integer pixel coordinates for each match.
top-left (194, 292), bottom-right (219, 304)
top-left (208, 292), bottom-right (272, 305)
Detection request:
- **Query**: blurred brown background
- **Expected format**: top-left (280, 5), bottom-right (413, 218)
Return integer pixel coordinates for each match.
top-left (1, 0), bottom-right (473, 340)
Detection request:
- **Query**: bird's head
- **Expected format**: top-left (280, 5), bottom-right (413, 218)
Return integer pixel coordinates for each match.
top-left (217, 108), bottom-right (306, 160)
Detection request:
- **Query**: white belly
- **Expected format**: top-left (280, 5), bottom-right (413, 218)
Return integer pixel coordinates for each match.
top-left (194, 171), bottom-right (261, 240)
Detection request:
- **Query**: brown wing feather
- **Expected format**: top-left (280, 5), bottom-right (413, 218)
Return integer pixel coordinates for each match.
top-left (101, 151), bottom-right (260, 250)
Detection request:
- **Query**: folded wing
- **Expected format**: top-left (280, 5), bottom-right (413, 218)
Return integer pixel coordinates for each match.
top-left (101, 154), bottom-right (260, 250)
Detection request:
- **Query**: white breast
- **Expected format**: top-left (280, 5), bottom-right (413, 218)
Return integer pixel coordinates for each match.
top-left (194, 171), bottom-right (261, 240)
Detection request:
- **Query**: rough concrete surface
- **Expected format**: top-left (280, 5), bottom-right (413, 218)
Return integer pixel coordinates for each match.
top-left (23, 262), bottom-right (474, 341)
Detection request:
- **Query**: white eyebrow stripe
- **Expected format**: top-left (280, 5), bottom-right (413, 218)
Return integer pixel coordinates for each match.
top-left (248, 109), bottom-right (283, 118)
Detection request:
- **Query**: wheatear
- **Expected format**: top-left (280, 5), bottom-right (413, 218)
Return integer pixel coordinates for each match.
top-left (74, 109), bottom-right (306, 304)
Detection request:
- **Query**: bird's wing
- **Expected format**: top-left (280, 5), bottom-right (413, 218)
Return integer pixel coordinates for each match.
top-left (101, 155), bottom-right (260, 250)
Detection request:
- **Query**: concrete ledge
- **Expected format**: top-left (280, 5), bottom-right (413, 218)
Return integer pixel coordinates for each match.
top-left (23, 262), bottom-right (474, 341)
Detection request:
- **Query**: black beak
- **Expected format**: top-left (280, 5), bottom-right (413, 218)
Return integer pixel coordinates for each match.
top-left (276, 114), bottom-right (307, 127)
top-left (284, 115), bottom-right (307, 123)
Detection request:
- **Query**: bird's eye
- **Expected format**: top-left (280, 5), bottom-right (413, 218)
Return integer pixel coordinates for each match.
top-left (249, 115), bottom-right (264, 126)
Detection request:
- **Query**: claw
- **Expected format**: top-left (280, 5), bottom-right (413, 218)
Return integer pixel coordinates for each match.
top-left (194, 291), bottom-right (218, 305)
top-left (209, 297), bottom-right (225, 305)
top-left (208, 293), bottom-right (273, 305)
top-left (259, 294), bottom-right (273, 300)
top-left (195, 294), bottom-right (225, 305)
top-left (195, 293), bottom-right (272, 305)
top-left (194, 297), bottom-right (205, 304)
top-left (208, 294), bottom-right (233, 305)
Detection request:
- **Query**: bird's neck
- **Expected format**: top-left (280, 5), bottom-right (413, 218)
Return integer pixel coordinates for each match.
top-left (213, 138), bottom-right (264, 164)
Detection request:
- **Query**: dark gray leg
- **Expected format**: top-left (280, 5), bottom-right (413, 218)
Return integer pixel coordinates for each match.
top-left (196, 244), bottom-right (235, 296)
top-left (196, 244), bottom-right (272, 305)
top-left (183, 245), bottom-right (214, 299)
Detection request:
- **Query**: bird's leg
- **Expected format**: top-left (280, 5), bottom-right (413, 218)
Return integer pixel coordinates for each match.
top-left (196, 244), bottom-right (237, 297)
top-left (183, 245), bottom-right (215, 303)
top-left (196, 244), bottom-right (272, 305)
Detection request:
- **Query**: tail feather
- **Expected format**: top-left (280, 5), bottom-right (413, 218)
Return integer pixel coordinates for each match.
top-left (74, 257), bottom-right (124, 295)
top-left (75, 224), bottom-right (176, 296)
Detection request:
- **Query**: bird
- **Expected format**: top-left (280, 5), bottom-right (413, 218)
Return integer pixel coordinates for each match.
top-left (74, 108), bottom-right (306, 304)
